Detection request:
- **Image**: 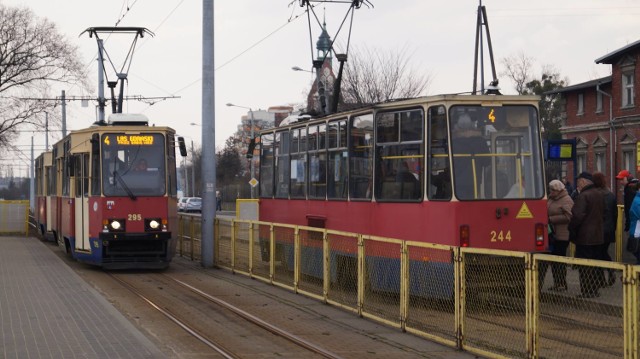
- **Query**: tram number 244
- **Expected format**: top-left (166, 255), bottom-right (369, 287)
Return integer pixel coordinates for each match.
top-left (490, 230), bottom-right (512, 242)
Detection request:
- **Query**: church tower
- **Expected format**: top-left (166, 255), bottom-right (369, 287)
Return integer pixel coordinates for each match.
top-left (307, 20), bottom-right (337, 116)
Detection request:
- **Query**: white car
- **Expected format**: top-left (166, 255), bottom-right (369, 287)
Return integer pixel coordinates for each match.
top-left (184, 197), bottom-right (202, 213)
top-left (177, 197), bottom-right (190, 212)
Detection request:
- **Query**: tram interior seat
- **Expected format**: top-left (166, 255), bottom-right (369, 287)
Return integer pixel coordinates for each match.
top-left (380, 181), bottom-right (418, 200)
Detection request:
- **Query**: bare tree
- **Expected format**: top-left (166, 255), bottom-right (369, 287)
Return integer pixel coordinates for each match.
top-left (340, 45), bottom-right (431, 107)
top-left (0, 4), bottom-right (86, 149)
top-left (499, 52), bottom-right (534, 95)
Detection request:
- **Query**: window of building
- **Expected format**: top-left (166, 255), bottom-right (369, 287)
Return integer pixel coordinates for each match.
top-left (623, 149), bottom-right (636, 177)
top-left (596, 91), bottom-right (603, 113)
top-left (576, 153), bottom-right (586, 174)
top-left (595, 151), bottom-right (605, 173)
top-left (577, 93), bottom-right (584, 115)
top-left (622, 72), bottom-right (635, 107)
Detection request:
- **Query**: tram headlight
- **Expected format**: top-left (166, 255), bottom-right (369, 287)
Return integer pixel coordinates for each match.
top-left (105, 219), bottom-right (126, 232)
top-left (145, 218), bottom-right (164, 232)
top-left (110, 220), bottom-right (121, 230)
top-left (149, 220), bottom-right (160, 229)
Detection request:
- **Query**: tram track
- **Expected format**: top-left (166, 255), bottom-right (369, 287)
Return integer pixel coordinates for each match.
top-left (108, 271), bottom-right (344, 359)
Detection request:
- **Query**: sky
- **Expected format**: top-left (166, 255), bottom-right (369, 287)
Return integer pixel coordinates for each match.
top-left (4, 0), bottom-right (640, 176)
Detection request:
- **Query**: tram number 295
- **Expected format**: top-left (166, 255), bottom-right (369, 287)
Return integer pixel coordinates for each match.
top-left (490, 230), bottom-right (512, 242)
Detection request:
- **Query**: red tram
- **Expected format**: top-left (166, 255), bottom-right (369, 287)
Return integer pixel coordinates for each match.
top-left (258, 95), bottom-right (548, 292)
top-left (35, 114), bottom-right (181, 269)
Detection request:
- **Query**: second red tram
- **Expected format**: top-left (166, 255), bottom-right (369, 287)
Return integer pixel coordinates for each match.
top-left (258, 94), bottom-right (548, 255)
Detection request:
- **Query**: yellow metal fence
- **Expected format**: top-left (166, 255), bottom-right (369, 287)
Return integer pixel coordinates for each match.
top-left (178, 215), bottom-right (639, 359)
top-left (0, 200), bottom-right (29, 236)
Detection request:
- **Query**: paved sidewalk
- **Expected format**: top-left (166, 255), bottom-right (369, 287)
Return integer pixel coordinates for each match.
top-left (0, 236), bottom-right (165, 359)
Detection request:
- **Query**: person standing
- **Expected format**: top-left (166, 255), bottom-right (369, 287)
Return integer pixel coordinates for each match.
top-left (216, 190), bottom-right (222, 211)
top-left (593, 172), bottom-right (618, 286)
top-left (568, 172), bottom-right (605, 298)
top-left (616, 169), bottom-right (639, 232)
top-left (546, 180), bottom-right (574, 291)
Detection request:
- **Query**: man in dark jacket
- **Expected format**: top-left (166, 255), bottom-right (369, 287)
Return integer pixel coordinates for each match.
top-left (616, 169), bottom-right (639, 232)
top-left (568, 172), bottom-right (605, 298)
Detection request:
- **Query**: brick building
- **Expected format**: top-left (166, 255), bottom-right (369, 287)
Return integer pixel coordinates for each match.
top-left (550, 39), bottom-right (640, 195)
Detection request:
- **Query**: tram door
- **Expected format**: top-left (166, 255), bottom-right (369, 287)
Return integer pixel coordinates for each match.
top-left (74, 153), bottom-right (90, 252)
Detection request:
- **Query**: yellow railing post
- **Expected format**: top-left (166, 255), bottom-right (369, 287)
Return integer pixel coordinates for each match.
top-left (294, 226), bottom-right (300, 293)
top-left (231, 219), bottom-right (236, 272)
top-left (190, 216), bottom-right (195, 261)
top-left (400, 241), bottom-right (409, 332)
top-left (178, 215), bottom-right (183, 257)
top-left (269, 224), bottom-right (275, 284)
top-left (357, 234), bottom-right (365, 317)
top-left (323, 230), bottom-right (330, 302)
top-left (214, 217), bottom-right (219, 263)
top-left (249, 222), bottom-right (254, 276)
top-left (617, 205), bottom-right (624, 263)
top-left (527, 253), bottom-right (537, 359)
top-left (456, 247), bottom-right (463, 349)
top-left (624, 265), bottom-right (637, 359)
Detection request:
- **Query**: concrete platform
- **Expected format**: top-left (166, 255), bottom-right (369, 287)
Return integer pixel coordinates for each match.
top-left (0, 236), bottom-right (165, 359)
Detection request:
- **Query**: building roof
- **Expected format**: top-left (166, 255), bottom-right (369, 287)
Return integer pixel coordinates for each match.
top-left (595, 39), bottom-right (640, 64)
top-left (544, 76), bottom-right (611, 95)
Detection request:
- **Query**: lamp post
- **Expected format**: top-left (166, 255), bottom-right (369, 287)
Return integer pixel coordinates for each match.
top-left (292, 66), bottom-right (313, 73)
top-left (226, 103), bottom-right (256, 199)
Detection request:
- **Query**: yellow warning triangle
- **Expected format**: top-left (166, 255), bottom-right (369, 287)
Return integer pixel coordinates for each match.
top-left (516, 202), bottom-right (534, 219)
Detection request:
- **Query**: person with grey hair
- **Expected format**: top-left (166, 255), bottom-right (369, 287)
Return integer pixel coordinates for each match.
top-left (544, 179), bottom-right (574, 291)
top-left (568, 172), bottom-right (605, 298)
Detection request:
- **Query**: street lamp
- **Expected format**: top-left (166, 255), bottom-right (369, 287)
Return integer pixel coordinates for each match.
top-left (292, 66), bottom-right (313, 73)
top-left (226, 103), bottom-right (256, 199)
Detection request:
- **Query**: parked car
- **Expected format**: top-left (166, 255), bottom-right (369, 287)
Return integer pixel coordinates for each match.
top-left (177, 197), bottom-right (190, 212)
top-left (184, 197), bottom-right (202, 213)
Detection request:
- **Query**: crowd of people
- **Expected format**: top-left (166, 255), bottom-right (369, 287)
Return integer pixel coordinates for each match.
top-left (544, 169), bottom-right (637, 298)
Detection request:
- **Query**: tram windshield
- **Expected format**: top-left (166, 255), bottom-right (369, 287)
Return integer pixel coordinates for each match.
top-left (449, 105), bottom-right (543, 200)
top-left (101, 133), bottom-right (167, 196)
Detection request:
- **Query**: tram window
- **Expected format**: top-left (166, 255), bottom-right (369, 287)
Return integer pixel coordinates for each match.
top-left (167, 135), bottom-right (177, 197)
top-left (260, 133), bottom-right (275, 198)
top-left (328, 120), bottom-right (347, 199)
top-left (91, 134), bottom-right (101, 195)
top-left (101, 133), bottom-right (167, 197)
top-left (308, 125), bottom-right (327, 199)
top-left (308, 125), bottom-right (318, 151)
top-left (450, 105), bottom-right (544, 200)
top-left (318, 124), bottom-right (326, 150)
top-left (290, 127), bottom-right (307, 198)
top-left (427, 105), bottom-right (451, 200)
top-left (349, 114), bottom-right (373, 200)
top-left (374, 109), bottom-right (424, 201)
top-left (275, 131), bottom-right (290, 198)
top-left (62, 141), bottom-right (71, 197)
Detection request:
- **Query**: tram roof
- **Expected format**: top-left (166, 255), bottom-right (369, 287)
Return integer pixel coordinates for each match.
top-left (279, 94), bottom-right (541, 126)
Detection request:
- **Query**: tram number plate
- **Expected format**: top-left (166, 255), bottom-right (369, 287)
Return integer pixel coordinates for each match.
top-left (128, 214), bottom-right (142, 221)
top-left (490, 230), bottom-right (511, 242)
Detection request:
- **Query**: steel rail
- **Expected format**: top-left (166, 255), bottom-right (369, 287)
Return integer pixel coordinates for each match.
top-left (108, 274), bottom-right (238, 359)
top-left (163, 274), bottom-right (344, 359)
